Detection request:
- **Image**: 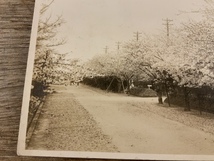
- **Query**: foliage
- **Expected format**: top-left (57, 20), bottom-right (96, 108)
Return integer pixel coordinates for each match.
top-left (32, 0), bottom-right (67, 95)
top-left (81, 1), bottom-right (214, 111)
top-left (29, 0), bottom-right (214, 113)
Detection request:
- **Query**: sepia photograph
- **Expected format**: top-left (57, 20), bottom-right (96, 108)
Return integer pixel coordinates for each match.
top-left (18, 0), bottom-right (214, 160)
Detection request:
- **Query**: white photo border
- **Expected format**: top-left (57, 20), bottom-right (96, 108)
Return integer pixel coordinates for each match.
top-left (17, 0), bottom-right (214, 160)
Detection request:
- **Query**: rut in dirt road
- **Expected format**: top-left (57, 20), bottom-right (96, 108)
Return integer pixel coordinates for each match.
top-left (27, 86), bottom-right (118, 152)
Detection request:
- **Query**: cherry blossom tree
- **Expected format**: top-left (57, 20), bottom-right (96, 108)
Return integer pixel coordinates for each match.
top-left (32, 0), bottom-right (66, 95)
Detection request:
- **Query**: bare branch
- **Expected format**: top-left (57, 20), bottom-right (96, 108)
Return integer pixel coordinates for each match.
top-left (40, 0), bottom-right (54, 15)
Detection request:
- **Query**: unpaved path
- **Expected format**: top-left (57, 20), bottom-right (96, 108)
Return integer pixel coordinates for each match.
top-left (27, 85), bottom-right (117, 152)
top-left (67, 84), bottom-right (214, 155)
top-left (28, 84), bottom-right (214, 155)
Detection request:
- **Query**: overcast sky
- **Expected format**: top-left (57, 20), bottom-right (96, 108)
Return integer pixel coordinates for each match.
top-left (40, 0), bottom-right (207, 61)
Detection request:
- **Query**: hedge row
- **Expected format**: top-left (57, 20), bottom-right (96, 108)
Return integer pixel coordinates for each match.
top-left (166, 86), bottom-right (214, 113)
top-left (82, 76), bottom-right (126, 92)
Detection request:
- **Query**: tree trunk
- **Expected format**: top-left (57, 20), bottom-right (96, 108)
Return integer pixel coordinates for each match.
top-left (197, 94), bottom-right (203, 115)
top-left (157, 91), bottom-right (163, 104)
top-left (165, 82), bottom-right (171, 107)
top-left (106, 77), bottom-right (115, 92)
top-left (126, 79), bottom-right (130, 95)
top-left (183, 87), bottom-right (190, 111)
top-left (117, 80), bottom-right (122, 93)
top-left (121, 80), bottom-right (125, 93)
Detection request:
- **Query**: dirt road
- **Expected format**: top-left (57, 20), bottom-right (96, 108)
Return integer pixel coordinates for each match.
top-left (28, 84), bottom-right (214, 155)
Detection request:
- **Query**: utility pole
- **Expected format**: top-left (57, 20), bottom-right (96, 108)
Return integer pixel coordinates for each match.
top-left (163, 18), bottom-right (173, 45)
top-left (133, 31), bottom-right (142, 41)
top-left (116, 42), bottom-right (121, 54)
top-left (104, 46), bottom-right (109, 54)
top-left (116, 42), bottom-right (121, 50)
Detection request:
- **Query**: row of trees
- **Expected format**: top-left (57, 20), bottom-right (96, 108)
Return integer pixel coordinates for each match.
top-left (82, 1), bottom-right (214, 112)
top-left (31, 0), bottom-right (214, 113)
top-left (32, 0), bottom-right (67, 96)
